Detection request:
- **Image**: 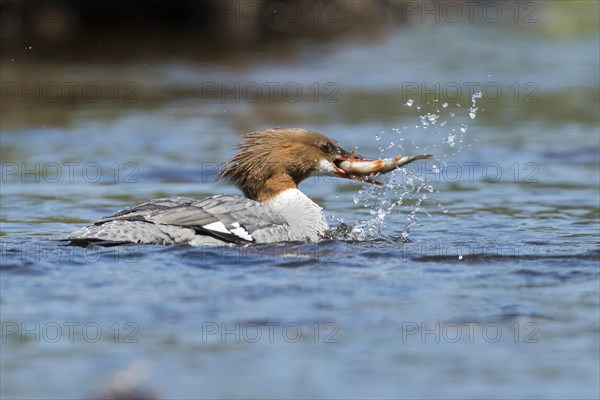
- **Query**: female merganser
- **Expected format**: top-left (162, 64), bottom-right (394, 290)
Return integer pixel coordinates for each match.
top-left (67, 128), bottom-right (431, 246)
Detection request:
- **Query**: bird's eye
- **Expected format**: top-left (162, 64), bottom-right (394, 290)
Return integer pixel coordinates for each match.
top-left (320, 142), bottom-right (333, 154)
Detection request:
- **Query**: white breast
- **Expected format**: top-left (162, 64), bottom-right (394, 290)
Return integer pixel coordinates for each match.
top-left (265, 188), bottom-right (329, 241)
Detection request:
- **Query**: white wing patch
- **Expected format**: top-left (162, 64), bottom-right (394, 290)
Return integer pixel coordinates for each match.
top-left (202, 221), bottom-right (254, 242)
top-left (229, 222), bottom-right (253, 241)
top-left (202, 221), bottom-right (230, 234)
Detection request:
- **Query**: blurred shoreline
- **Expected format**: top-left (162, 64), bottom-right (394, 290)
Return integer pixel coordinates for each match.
top-left (3, 0), bottom-right (596, 63)
top-left (0, 0), bottom-right (598, 130)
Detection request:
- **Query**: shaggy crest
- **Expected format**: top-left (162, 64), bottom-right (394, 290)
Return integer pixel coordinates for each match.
top-left (218, 128), bottom-right (342, 201)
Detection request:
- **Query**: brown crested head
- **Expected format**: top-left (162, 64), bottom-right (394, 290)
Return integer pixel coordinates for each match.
top-left (218, 128), bottom-right (350, 201)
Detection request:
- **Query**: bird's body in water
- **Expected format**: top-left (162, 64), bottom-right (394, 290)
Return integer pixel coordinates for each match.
top-left (66, 128), bottom-right (431, 246)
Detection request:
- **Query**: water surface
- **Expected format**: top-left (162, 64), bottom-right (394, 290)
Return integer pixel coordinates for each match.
top-left (1, 13), bottom-right (599, 400)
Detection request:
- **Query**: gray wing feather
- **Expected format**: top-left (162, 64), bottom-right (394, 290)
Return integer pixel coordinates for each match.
top-left (89, 195), bottom-right (296, 244)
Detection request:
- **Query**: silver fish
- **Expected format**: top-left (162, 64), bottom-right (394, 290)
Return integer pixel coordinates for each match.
top-left (336, 150), bottom-right (432, 185)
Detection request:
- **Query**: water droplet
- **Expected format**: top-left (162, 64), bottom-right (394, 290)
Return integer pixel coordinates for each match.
top-left (445, 133), bottom-right (456, 147)
top-left (442, 102), bottom-right (448, 108)
top-left (469, 107), bottom-right (478, 119)
top-left (458, 255), bottom-right (463, 260)
top-left (405, 99), bottom-right (414, 106)
top-left (469, 91), bottom-right (483, 119)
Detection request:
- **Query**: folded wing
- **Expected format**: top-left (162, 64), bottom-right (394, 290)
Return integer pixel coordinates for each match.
top-left (68, 195), bottom-right (298, 245)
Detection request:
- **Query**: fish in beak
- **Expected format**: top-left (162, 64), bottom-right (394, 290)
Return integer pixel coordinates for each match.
top-left (333, 149), bottom-right (433, 186)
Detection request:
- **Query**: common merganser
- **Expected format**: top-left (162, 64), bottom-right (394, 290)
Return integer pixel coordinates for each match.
top-left (67, 128), bottom-right (431, 246)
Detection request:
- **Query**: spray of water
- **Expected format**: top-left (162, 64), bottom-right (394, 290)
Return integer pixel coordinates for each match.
top-left (343, 90), bottom-right (483, 241)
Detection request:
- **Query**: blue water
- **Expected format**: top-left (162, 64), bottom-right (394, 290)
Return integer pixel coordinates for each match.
top-left (1, 15), bottom-right (599, 400)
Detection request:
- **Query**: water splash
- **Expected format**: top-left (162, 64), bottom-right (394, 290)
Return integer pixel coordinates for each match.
top-left (339, 86), bottom-right (485, 241)
top-left (469, 91), bottom-right (482, 119)
top-left (444, 130), bottom-right (457, 147)
top-left (347, 150), bottom-right (440, 241)
top-left (419, 113), bottom-right (440, 128)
